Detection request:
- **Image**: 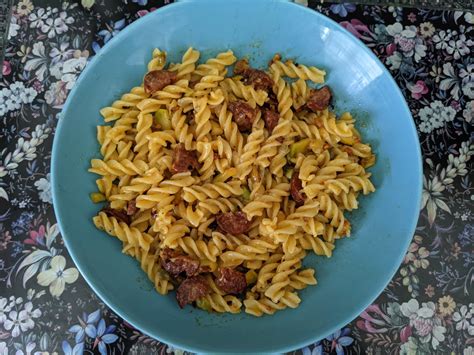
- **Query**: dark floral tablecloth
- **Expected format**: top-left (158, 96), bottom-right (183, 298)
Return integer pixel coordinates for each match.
top-left (0, 0), bottom-right (473, 354)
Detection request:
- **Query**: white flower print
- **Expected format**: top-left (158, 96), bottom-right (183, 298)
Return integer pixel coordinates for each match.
top-left (400, 299), bottom-right (446, 350)
top-left (465, 12), bottom-right (474, 24)
top-left (37, 255), bottom-right (79, 297)
top-left (10, 81), bottom-right (25, 96)
top-left (29, 7), bottom-right (54, 29)
top-left (418, 100), bottom-right (457, 133)
top-left (44, 81), bottom-right (68, 108)
top-left (19, 302), bottom-right (41, 330)
top-left (446, 33), bottom-right (473, 60)
top-left (0, 297), bottom-right (11, 323)
top-left (4, 310), bottom-right (30, 337)
top-left (50, 61), bottom-right (64, 80)
top-left (50, 42), bottom-right (74, 64)
top-left (463, 82), bottom-right (474, 99)
top-left (24, 42), bottom-right (48, 81)
top-left (34, 174), bottom-right (51, 203)
top-left (440, 63), bottom-right (462, 100)
top-left (465, 346), bottom-right (474, 355)
top-left (400, 337), bottom-right (418, 355)
top-left (61, 57), bottom-right (87, 90)
top-left (0, 88), bottom-right (11, 116)
top-left (460, 64), bottom-right (474, 85)
top-left (453, 305), bottom-right (472, 331)
top-left (386, 52), bottom-right (402, 70)
top-left (0, 342), bottom-right (7, 355)
top-left (8, 16), bottom-right (20, 40)
top-left (386, 22), bottom-right (402, 36)
top-left (0, 81), bottom-right (38, 115)
top-left (20, 87), bottom-right (38, 104)
top-left (166, 346), bottom-right (185, 355)
top-left (433, 29), bottom-right (455, 50)
top-left (6, 95), bottom-right (22, 111)
top-left (40, 11), bottom-right (74, 38)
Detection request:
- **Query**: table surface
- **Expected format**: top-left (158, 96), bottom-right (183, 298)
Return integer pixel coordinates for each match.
top-left (0, 1), bottom-right (473, 354)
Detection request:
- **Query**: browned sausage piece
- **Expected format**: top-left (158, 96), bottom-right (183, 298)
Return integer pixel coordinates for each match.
top-left (216, 211), bottom-right (252, 236)
top-left (102, 207), bottom-right (131, 225)
top-left (262, 109), bottom-right (280, 133)
top-left (143, 70), bottom-right (177, 94)
top-left (171, 144), bottom-right (200, 174)
top-left (234, 59), bottom-right (250, 75)
top-left (176, 275), bottom-right (210, 308)
top-left (215, 267), bottom-right (247, 294)
top-left (228, 100), bottom-right (256, 132)
top-left (290, 172), bottom-right (306, 205)
top-left (126, 200), bottom-right (137, 216)
top-left (245, 69), bottom-right (274, 92)
top-left (306, 86), bottom-right (332, 112)
top-left (160, 248), bottom-right (200, 278)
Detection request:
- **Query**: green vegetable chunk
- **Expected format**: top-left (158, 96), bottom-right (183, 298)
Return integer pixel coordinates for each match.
top-left (289, 138), bottom-right (310, 158)
top-left (90, 192), bottom-right (106, 203)
top-left (154, 109), bottom-right (172, 130)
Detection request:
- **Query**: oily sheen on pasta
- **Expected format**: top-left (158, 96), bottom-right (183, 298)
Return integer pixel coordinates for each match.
top-left (89, 48), bottom-right (376, 316)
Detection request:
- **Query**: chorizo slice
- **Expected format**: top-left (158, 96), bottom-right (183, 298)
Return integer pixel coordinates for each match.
top-left (262, 108), bottom-right (280, 133)
top-left (176, 275), bottom-right (210, 308)
top-left (143, 70), bottom-right (177, 94)
top-left (306, 86), bottom-right (332, 112)
top-left (215, 267), bottom-right (247, 294)
top-left (171, 144), bottom-right (200, 174)
top-left (228, 100), bottom-right (256, 132)
top-left (216, 211), bottom-right (252, 236)
top-left (101, 207), bottom-right (131, 225)
top-left (160, 248), bottom-right (200, 278)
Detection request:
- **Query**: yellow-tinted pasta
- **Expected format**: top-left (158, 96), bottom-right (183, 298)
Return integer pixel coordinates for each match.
top-left (89, 47), bottom-right (376, 317)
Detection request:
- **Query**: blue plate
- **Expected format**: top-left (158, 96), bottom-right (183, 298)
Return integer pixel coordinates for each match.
top-left (51, 0), bottom-right (422, 353)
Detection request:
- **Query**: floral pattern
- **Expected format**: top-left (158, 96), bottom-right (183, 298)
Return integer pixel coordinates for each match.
top-left (0, 0), bottom-right (472, 353)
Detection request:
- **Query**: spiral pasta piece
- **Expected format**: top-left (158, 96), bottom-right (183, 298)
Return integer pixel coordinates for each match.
top-left (236, 129), bottom-right (265, 179)
top-left (220, 78), bottom-right (268, 106)
top-left (93, 212), bottom-right (153, 252)
top-left (182, 181), bottom-right (242, 203)
top-left (270, 59), bottom-right (325, 83)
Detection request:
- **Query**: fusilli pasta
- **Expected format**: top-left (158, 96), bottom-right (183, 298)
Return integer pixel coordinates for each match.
top-left (89, 48), bottom-right (376, 316)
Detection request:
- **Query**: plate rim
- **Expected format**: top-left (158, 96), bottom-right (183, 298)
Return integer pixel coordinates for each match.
top-left (51, 0), bottom-right (423, 352)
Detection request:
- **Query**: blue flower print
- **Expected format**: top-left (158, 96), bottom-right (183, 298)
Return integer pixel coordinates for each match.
top-left (302, 340), bottom-right (323, 355)
top-left (92, 19), bottom-right (126, 53)
top-left (98, 18), bottom-right (126, 43)
top-left (68, 309), bottom-right (100, 343)
top-left (62, 340), bottom-right (84, 355)
top-left (91, 319), bottom-right (119, 355)
top-left (326, 328), bottom-right (354, 355)
top-left (132, 0), bottom-right (148, 5)
top-left (330, 3), bottom-right (356, 17)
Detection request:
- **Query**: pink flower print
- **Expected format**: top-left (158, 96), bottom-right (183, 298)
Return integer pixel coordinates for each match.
top-left (407, 12), bottom-right (417, 23)
top-left (340, 19), bottom-right (374, 42)
top-left (400, 325), bottom-right (412, 343)
top-left (413, 317), bottom-right (434, 337)
top-left (396, 35), bottom-right (416, 53)
top-left (408, 80), bottom-right (429, 100)
top-left (357, 304), bottom-right (391, 333)
top-left (450, 100), bottom-right (461, 112)
top-left (25, 225), bottom-right (46, 246)
top-left (386, 43), bottom-right (397, 56)
top-left (2, 61), bottom-right (11, 76)
top-left (137, 7), bottom-right (157, 17)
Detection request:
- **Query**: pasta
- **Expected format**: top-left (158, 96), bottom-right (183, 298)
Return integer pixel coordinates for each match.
top-left (89, 47), bottom-right (376, 316)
